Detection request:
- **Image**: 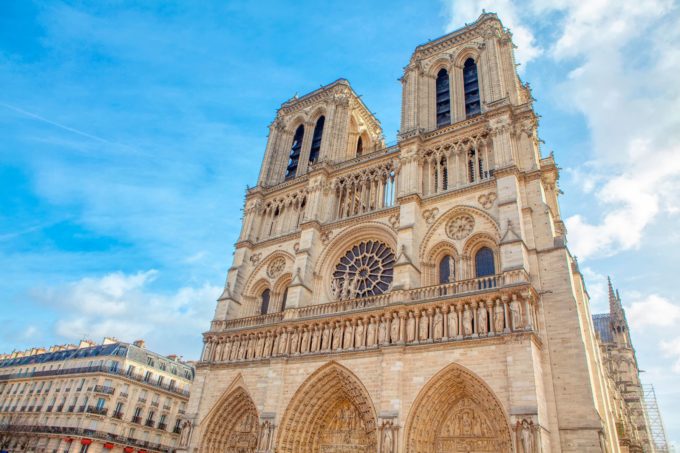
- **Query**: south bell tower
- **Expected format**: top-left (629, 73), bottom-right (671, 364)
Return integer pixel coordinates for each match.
top-left (181, 13), bottom-right (651, 453)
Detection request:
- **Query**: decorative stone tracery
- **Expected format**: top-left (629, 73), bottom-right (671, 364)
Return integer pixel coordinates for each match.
top-left (446, 214), bottom-right (475, 240)
top-left (331, 240), bottom-right (395, 300)
top-left (200, 386), bottom-right (260, 453)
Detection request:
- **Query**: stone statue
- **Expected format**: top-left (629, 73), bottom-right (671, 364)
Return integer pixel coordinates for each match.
top-left (463, 306), bottom-right (473, 336)
top-left (322, 324), bottom-right (331, 350)
top-left (290, 328), bottom-right (300, 354)
top-left (277, 330), bottom-right (288, 355)
top-left (341, 271), bottom-right (352, 300)
top-left (247, 334), bottom-right (255, 358)
top-left (179, 420), bottom-right (192, 447)
top-left (510, 296), bottom-right (522, 330)
top-left (332, 322), bottom-right (343, 350)
top-left (419, 312), bottom-right (429, 341)
top-left (311, 326), bottom-right (320, 352)
top-left (478, 304), bottom-right (488, 335)
top-left (256, 333), bottom-right (265, 358)
top-left (301, 328), bottom-right (310, 353)
top-left (263, 333), bottom-right (272, 358)
top-left (433, 308), bottom-right (443, 339)
top-left (494, 302), bottom-right (505, 332)
top-left (447, 308), bottom-right (458, 338)
top-left (378, 317), bottom-right (388, 344)
top-left (407, 312), bottom-right (416, 342)
top-left (517, 419), bottom-right (534, 453)
top-left (367, 318), bottom-right (377, 346)
top-left (229, 339), bottom-right (238, 360)
top-left (343, 320), bottom-right (354, 349)
top-left (355, 319), bottom-right (365, 348)
top-left (382, 425), bottom-right (393, 453)
top-left (390, 313), bottom-right (400, 343)
top-left (238, 337), bottom-right (247, 359)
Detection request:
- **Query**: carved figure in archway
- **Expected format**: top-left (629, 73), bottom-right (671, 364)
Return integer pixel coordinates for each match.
top-left (390, 312), bottom-right (400, 343)
top-left (494, 302), bottom-right (505, 332)
top-left (344, 320), bottom-right (354, 349)
top-left (379, 316), bottom-right (388, 344)
top-left (463, 306), bottom-right (473, 336)
top-left (419, 312), bottom-right (429, 341)
top-left (199, 386), bottom-right (260, 453)
top-left (367, 318), bottom-right (377, 346)
top-left (355, 319), bottom-right (365, 348)
top-left (478, 304), bottom-right (488, 335)
top-left (433, 308), bottom-right (444, 339)
top-left (510, 296), bottom-right (522, 330)
top-left (447, 307), bottom-right (458, 338)
top-left (407, 312), bottom-right (416, 342)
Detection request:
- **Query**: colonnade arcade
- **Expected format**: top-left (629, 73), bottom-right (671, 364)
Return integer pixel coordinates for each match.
top-left (195, 362), bottom-right (512, 453)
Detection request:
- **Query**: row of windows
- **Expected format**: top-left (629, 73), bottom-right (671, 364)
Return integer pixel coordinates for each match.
top-left (435, 58), bottom-right (481, 128)
top-left (438, 246), bottom-right (495, 285)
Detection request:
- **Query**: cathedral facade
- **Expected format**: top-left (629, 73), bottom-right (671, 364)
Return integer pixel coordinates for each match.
top-left (178, 13), bottom-right (654, 453)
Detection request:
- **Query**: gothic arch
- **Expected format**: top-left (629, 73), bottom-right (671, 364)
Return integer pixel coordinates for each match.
top-left (453, 46), bottom-right (482, 68)
top-left (404, 363), bottom-right (513, 453)
top-left (200, 378), bottom-right (260, 453)
top-left (419, 205), bottom-right (500, 262)
top-left (272, 272), bottom-right (292, 312)
top-left (428, 56), bottom-right (453, 77)
top-left (422, 241), bottom-right (461, 286)
top-left (314, 221), bottom-right (397, 302)
top-left (243, 250), bottom-right (295, 297)
top-left (277, 361), bottom-right (378, 453)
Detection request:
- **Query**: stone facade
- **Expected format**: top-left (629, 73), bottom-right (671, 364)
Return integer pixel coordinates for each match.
top-left (182, 12), bottom-right (655, 453)
top-left (0, 338), bottom-right (194, 453)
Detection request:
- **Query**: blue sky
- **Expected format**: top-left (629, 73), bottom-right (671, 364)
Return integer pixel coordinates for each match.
top-left (1, 0), bottom-right (679, 446)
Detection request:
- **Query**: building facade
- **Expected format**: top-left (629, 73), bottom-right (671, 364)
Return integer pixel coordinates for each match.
top-left (180, 13), bottom-right (655, 453)
top-left (0, 339), bottom-right (194, 453)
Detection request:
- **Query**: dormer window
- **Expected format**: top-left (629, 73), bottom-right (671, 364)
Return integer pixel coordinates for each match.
top-left (285, 125), bottom-right (305, 180)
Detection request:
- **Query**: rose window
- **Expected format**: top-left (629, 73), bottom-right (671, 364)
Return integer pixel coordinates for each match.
top-left (332, 240), bottom-right (395, 300)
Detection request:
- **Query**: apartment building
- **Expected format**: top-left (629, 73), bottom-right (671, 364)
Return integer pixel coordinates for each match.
top-left (0, 338), bottom-right (193, 453)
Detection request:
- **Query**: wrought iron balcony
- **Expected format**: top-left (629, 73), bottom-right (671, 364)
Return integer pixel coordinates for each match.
top-left (145, 419), bottom-right (155, 427)
top-left (86, 406), bottom-right (108, 416)
top-left (131, 415), bottom-right (142, 424)
top-left (157, 422), bottom-right (167, 431)
top-left (93, 385), bottom-right (115, 395)
top-left (112, 411), bottom-right (123, 419)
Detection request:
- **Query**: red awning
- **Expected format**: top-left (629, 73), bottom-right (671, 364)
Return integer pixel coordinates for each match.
top-left (64, 438), bottom-right (74, 443)
top-left (81, 439), bottom-right (93, 446)
top-left (103, 443), bottom-right (115, 449)
top-left (124, 447), bottom-right (134, 453)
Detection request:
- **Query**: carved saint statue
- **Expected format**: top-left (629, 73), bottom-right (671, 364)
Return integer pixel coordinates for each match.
top-left (256, 333), bottom-right (265, 358)
top-left (277, 330), bottom-right (288, 355)
top-left (463, 306), bottom-right (473, 336)
top-left (447, 308), bottom-right (458, 338)
top-left (343, 320), bottom-right (354, 349)
top-left (382, 425), bottom-right (394, 453)
top-left (517, 419), bottom-right (534, 453)
top-left (510, 296), bottom-right (523, 331)
top-left (406, 312), bottom-right (416, 342)
top-left (378, 317), bottom-right (388, 344)
top-left (238, 337), bottom-right (247, 359)
top-left (341, 271), bottom-right (352, 300)
top-left (263, 333), bottom-right (272, 358)
top-left (419, 312), bottom-right (429, 341)
top-left (179, 420), bottom-right (192, 447)
top-left (433, 308), bottom-right (444, 340)
top-left (322, 324), bottom-right (331, 350)
top-left (301, 328), bottom-right (310, 353)
top-left (247, 335), bottom-right (256, 358)
top-left (477, 304), bottom-right (488, 335)
top-left (494, 302), bottom-right (505, 332)
top-left (354, 319), bottom-right (365, 348)
top-left (390, 313), bottom-right (400, 343)
top-left (290, 329), bottom-right (300, 354)
top-left (332, 322), bottom-right (343, 350)
top-left (367, 318), bottom-right (377, 346)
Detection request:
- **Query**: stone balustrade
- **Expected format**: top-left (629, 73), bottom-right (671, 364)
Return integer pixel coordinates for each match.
top-left (202, 271), bottom-right (536, 364)
top-left (210, 270), bottom-right (529, 333)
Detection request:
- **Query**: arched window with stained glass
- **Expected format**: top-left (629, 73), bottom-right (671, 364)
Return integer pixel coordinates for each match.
top-left (260, 289), bottom-right (271, 315)
top-left (438, 255), bottom-right (455, 284)
top-left (474, 247), bottom-right (495, 277)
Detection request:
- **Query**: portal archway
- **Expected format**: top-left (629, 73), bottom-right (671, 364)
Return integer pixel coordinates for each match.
top-left (200, 386), bottom-right (259, 453)
top-left (277, 362), bottom-right (377, 453)
top-left (405, 363), bottom-right (512, 453)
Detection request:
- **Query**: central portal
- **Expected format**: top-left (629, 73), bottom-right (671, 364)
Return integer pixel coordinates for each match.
top-left (318, 400), bottom-right (371, 452)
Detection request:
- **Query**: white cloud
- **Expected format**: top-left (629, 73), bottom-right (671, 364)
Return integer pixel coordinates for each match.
top-left (661, 337), bottom-right (680, 374)
top-left (627, 294), bottom-right (680, 329)
top-left (34, 270), bottom-right (219, 359)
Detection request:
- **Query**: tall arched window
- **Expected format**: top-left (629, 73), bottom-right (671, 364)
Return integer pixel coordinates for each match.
top-left (463, 58), bottom-right (481, 118)
top-left (356, 136), bottom-right (363, 157)
top-left (280, 288), bottom-right (288, 312)
top-left (475, 247), bottom-right (495, 277)
top-left (436, 69), bottom-right (451, 128)
top-left (260, 289), bottom-right (270, 315)
top-left (438, 255), bottom-right (455, 284)
top-left (285, 125), bottom-right (305, 180)
top-left (309, 116), bottom-right (325, 165)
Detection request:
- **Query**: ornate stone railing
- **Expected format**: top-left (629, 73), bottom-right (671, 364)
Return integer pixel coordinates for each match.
top-left (202, 270), bottom-right (536, 364)
top-left (210, 269), bottom-right (529, 332)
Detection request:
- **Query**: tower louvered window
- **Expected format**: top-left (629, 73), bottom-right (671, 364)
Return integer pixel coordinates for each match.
top-left (436, 69), bottom-right (451, 128)
top-left (285, 125), bottom-right (305, 180)
top-left (309, 116), bottom-right (325, 164)
top-left (463, 58), bottom-right (481, 118)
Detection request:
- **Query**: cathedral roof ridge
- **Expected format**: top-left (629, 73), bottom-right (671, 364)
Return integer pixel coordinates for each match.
top-left (414, 11), bottom-right (501, 54)
top-left (280, 78), bottom-right (352, 108)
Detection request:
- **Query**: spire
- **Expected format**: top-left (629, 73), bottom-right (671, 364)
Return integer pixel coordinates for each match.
top-left (607, 276), bottom-right (618, 314)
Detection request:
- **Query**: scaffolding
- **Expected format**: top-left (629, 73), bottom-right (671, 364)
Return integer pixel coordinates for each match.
top-left (642, 384), bottom-right (670, 453)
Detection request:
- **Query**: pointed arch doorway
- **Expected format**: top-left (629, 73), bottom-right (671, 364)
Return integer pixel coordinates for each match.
top-left (200, 386), bottom-right (259, 453)
top-left (277, 362), bottom-right (378, 453)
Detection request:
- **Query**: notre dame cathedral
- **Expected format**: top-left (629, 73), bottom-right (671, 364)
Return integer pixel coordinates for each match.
top-left (177, 12), bottom-right (656, 453)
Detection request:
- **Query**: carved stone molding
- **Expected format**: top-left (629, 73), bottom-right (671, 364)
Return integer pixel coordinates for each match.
top-left (446, 214), bottom-right (475, 240)
top-left (422, 207), bottom-right (439, 225)
top-left (249, 253), bottom-right (262, 266)
top-left (478, 192), bottom-right (497, 209)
